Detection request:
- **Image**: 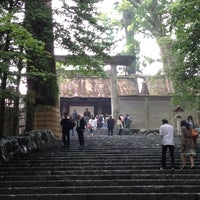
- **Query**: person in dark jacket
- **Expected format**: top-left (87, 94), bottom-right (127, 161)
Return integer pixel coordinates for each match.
top-left (76, 114), bottom-right (86, 148)
top-left (107, 115), bottom-right (115, 136)
top-left (60, 112), bottom-right (75, 148)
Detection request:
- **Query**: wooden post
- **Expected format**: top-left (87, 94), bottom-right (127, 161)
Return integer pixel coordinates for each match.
top-left (110, 64), bottom-right (119, 120)
top-left (197, 111), bottom-right (200, 126)
top-left (145, 97), bottom-right (149, 128)
top-left (173, 105), bottom-right (184, 136)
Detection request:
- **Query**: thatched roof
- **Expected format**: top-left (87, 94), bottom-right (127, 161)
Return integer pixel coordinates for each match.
top-left (59, 75), bottom-right (170, 98)
top-left (60, 77), bottom-right (139, 97)
top-left (145, 76), bottom-right (171, 95)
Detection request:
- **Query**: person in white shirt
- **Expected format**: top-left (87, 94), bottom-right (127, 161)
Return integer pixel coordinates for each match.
top-left (159, 119), bottom-right (175, 171)
top-left (88, 116), bottom-right (97, 136)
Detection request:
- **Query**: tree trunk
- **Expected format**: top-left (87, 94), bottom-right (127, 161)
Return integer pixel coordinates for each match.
top-left (0, 29), bottom-right (11, 137)
top-left (0, 75), bottom-right (7, 138)
top-left (13, 54), bottom-right (24, 135)
top-left (159, 44), bottom-right (173, 94)
top-left (24, 0), bottom-right (58, 131)
top-left (122, 8), bottom-right (138, 75)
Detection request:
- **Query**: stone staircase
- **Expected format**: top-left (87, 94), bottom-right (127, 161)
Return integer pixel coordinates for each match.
top-left (0, 130), bottom-right (200, 200)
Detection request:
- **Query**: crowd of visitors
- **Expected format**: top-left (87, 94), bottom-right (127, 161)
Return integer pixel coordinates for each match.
top-left (60, 108), bottom-right (198, 171)
top-left (60, 108), bottom-right (133, 147)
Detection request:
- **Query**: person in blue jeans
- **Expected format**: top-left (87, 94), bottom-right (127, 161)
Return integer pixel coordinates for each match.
top-left (159, 119), bottom-right (175, 171)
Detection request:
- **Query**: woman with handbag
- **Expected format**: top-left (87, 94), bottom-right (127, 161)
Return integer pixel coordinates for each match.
top-left (187, 115), bottom-right (198, 146)
top-left (180, 120), bottom-right (196, 169)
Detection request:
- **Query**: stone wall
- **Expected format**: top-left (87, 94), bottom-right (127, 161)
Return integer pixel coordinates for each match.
top-left (119, 95), bottom-right (198, 130)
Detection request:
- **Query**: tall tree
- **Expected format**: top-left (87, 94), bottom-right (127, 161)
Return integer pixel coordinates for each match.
top-left (24, 0), bottom-right (58, 131)
top-left (118, 2), bottom-right (139, 75)
top-left (1, 0), bottom-right (113, 135)
top-left (24, 0), bottom-right (58, 106)
top-left (118, 0), bottom-right (174, 93)
top-left (0, 0), bottom-right (47, 136)
top-left (170, 0), bottom-right (200, 109)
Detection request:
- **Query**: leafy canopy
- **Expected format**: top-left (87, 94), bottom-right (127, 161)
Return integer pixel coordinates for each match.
top-left (170, 0), bottom-right (200, 109)
top-left (54, 0), bottom-right (113, 77)
top-left (0, 1), bottom-right (47, 99)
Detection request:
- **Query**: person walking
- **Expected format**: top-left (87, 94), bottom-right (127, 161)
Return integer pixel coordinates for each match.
top-left (159, 119), bottom-right (175, 171)
top-left (71, 109), bottom-right (78, 136)
top-left (88, 116), bottom-right (97, 136)
top-left (83, 108), bottom-right (91, 124)
top-left (107, 115), bottom-right (115, 136)
top-left (180, 120), bottom-right (196, 169)
top-left (117, 116), bottom-right (124, 135)
top-left (76, 114), bottom-right (86, 148)
top-left (124, 114), bottom-right (132, 130)
top-left (186, 115), bottom-right (198, 146)
top-left (60, 112), bottom-right (75, 148)
top-left (186, 115), bottom-right (195, 129)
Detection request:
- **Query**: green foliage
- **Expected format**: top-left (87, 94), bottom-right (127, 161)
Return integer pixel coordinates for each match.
top-left (113, 0), bottom-right (175, 78)
top-left (169, 0), bottom-right (200, 110)
top-left (105, 1), bottom-right (139, 74)
top-left (54, 0), bottom-right (112, 77)
top-left (1, 0), bottom-right (113, 102)
top-left (126, 0), bottom-right (173, 38)
top-left (117, 0), bottom-right (133, 11)
top-left (0, 0), bottom-right (51, 135)
top-left (0, 1), bottom-right (47, 98)
top-left (24, 0), bottom-right (60, 106)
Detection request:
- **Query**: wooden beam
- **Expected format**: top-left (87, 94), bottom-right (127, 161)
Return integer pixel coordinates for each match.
top-left (105, 55), bottom-right (135, 66)
top-left (54, 55), bottom-right (135, 66)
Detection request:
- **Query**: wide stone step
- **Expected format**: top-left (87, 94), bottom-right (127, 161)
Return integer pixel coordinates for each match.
top-left (0, 185), bottom-right (200, 194)
top-left (0, 159), bottom-right (166, 167)
top-left (0, 161), bottom-right (163, 168)
top-left (0, 171), bottom-right (199, 181)
top-left (1, 165), bottom-right (199, 178)
top-left (0, 193), bottom-right (200, 200)
top-left (1, 178), bottom-right (200, 187)
top-left (0, 165), bottom-right (166, 174)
